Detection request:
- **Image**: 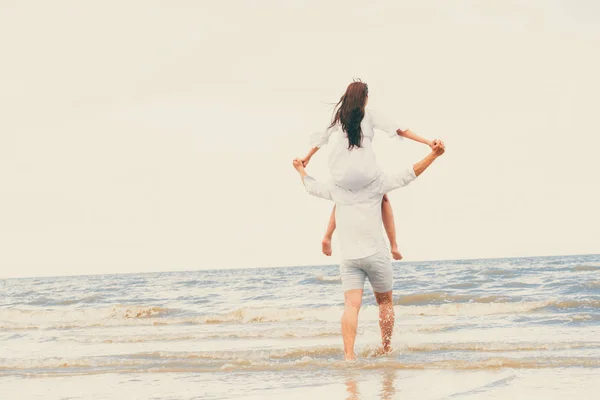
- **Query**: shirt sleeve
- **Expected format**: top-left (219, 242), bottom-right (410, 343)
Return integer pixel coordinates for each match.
top-left (309, 125), bottom-right (338, 148)
top-left (302, 176), bottom-right (333, 201)
top-left (379, 167), bottom-right (417, 194)
top-left (368, 109), bottom-right (406, 140)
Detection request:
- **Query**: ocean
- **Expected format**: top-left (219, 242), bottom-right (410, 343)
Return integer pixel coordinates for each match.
top-left (1, 254), bottom-right (599, 399)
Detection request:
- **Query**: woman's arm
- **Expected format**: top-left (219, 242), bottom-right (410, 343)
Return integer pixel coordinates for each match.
top-left (369, 109), bottom-right (432, 147)
top-left (398, 129), bottom-right (434, 148)
top-left (301, 146), bottom-right (320, 167)
top-left (303, 126), bottom-right (336, 166)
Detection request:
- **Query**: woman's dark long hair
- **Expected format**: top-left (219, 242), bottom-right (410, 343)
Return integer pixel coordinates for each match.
top-left (329, 80), bottom-right (369, 150)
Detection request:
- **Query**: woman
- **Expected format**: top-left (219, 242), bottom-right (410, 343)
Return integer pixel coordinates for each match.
top-left (300, 80), bottom-right (435, 260)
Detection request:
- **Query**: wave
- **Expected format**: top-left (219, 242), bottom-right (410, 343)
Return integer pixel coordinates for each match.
top-left (481, 269), bottom-right (515, 276)
top-left (573, 265), bottom-right (600, 272)
top-left (584, 281), bottom-right (600, 289)
top-left (2, 297), bottom-right (599, 331)
top-left (446, 282), bottom-right (478, 289)
top-left (315, 275), bottom-right (342, 283)
top-left (404, 341), bottom-right (600, 353)
top-left (24, 295), bottom-right (104, 306)
top-left (501, 282), bottom-right (539, 288)
top-left (398, 301), bottom-right (548, 317)
top-left (569, 314), bottom-right (600, 322)
top-left (543, 299), bottom-right (600, 310)
top-left (129, 347), bottom-right (346, 362)
top-left (3, 349), bottom-right (600, 377)
top-left (300, 275), bottom-right (342, 285)
top-left (199, 298), bottom-right (600, 324)
top-left (200, 307), bottom-right (322, 324)
top-left (0, 305), bottom-right (337, 330)
top-left (18, 356), bottom-right (591, 376)
top-left (394, 292), bottom-right (512, 305)
top-left (56, 295), bottom-right (104, 306)
top-left (0, 305), bottom-right (176, 330)
top-left (195, 302), bottom-right (553, 323)
top-left (1, 304), bottom-right (172, 320)
top-left (397, 298), bottom-right (600, 316)
top-left (64, 328), bottom-right (342, 344)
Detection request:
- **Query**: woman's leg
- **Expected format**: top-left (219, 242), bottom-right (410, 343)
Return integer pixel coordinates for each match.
top-left (322, 205), bottom-right (336, 256)
top-left (382, 195), bottom-right (402, 260)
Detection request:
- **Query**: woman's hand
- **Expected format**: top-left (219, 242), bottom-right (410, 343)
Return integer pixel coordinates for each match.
top-left (301, 155), bottom-right (311, 167)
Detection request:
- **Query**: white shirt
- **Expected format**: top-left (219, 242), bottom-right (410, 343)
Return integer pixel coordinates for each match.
top-left (302, 167), bottom-right (417, 260)
top-left (310, 109), bottom-right (406, 191)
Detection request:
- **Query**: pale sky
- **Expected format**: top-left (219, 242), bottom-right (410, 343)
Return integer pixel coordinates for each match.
top-left (1, 1), bottom-right (598, 279)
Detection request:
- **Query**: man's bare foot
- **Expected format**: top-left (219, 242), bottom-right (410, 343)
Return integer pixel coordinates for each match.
top-left (371, 346), bottom-right (393, 357)
top-left (322, 238), bottom-right (332, 256)
top-left (344, 353), bottom-right (357, 361)
top-left (390, 245), bottom-right (402, 260)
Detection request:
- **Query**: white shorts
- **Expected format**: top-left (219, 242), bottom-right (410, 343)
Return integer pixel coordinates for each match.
top-left (339, 248), bottom-right (393, 293)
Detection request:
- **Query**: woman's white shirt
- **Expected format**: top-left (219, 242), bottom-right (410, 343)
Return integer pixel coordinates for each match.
top-left (309, 109), bottom-right (405, 191)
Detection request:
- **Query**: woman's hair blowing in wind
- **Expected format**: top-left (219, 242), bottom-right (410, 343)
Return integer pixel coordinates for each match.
top-left (329, 80), bottom-right (369, 150)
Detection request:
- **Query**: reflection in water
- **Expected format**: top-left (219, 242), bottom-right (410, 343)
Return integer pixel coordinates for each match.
top-left (380, 370), bottom-right (397, 400)
top-left (345, 369), bottom-right (397, 400)
top-left (345, 373), bottom-right (360, 400)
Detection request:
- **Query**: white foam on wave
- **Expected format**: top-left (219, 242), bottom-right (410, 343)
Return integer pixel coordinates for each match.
top-left (4, 348), bottom-right (600, 376)
top-left (66, 327), bottom-right (342, 344)
top-left (400, 301), bottom-right (548, 317)
top-left (2, 298), bottom-right (597, 331)
top-left (0, 305), bottom-right (173, 330)
top-left (315, 275), bottom-right (342, 283)
top-left (196, 301), bottom-right (553, 324)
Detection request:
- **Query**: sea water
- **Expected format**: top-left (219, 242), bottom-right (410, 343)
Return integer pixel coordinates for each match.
top-left (1, 254), bottom-right (599, 399)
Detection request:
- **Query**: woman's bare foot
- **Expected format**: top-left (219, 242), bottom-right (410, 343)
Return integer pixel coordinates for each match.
top-left (390, 245), bottom-right (402, 260)
top-left (344, 353), bottom-right (357, 361)
top-left (322, 238), bottom-right (332, 256)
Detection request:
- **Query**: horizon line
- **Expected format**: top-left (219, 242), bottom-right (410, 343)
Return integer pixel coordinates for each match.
top-left (2, 252), bottom-right (598, 281)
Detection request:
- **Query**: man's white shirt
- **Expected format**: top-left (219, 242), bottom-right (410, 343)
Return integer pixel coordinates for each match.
top-left (302, 167), bottom-right (417, 260)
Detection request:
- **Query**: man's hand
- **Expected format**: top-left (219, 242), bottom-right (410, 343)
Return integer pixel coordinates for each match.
top-left (412, 139), bottom-right (445, 177)
top-left (432, 140), bottom-right (445, 157)
top-left (301, 156), bottom-right (311, 167)
top-left (293, 158), bottom-right (308, 176)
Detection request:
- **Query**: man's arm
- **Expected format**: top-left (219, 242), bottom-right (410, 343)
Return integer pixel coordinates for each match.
top-left (380, 140), bottom-right (445, 193)
top-left (293, 159), bottom-right (333, 201)
top-left (413, 141), bottom-right (444, 177)
top-left (303, 175), bottom-right (334, 201)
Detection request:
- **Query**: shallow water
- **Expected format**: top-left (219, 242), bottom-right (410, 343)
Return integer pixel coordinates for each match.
top-left (1, 254), bottom-right (599, 399)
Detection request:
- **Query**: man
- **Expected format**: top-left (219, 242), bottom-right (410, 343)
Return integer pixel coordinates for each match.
top-left (293, 141), bottom-right (445, 360)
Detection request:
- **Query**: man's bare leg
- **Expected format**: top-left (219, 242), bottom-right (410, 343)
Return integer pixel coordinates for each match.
top-left (374, 290), bottom-right (395, 355)
top-left (322, 205), bottom-right (336, 256)
top-left (341, 289), bottom-right (363, 361)
top-left (382, 195), bottom-right (402, 260)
